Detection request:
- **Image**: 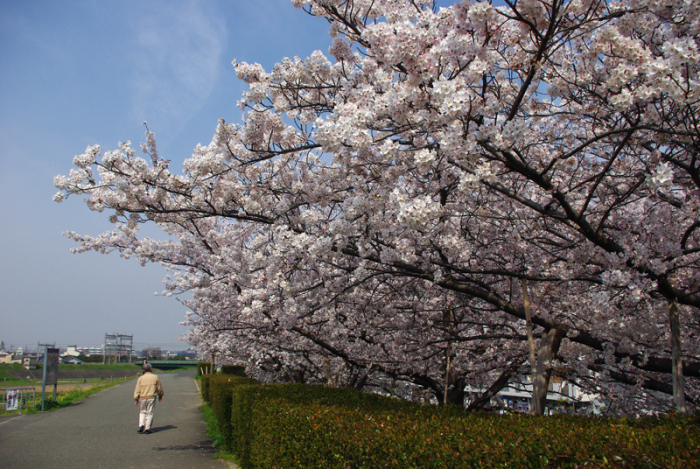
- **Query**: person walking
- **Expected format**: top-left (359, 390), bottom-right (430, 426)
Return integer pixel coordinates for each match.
top-left (133, 363), bottom-right (164, 434)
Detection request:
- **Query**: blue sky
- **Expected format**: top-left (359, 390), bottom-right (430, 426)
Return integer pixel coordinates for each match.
top-left (0, 0), bottom-right (333, 350)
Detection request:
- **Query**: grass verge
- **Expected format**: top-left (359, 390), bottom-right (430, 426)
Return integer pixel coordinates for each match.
top-left (199, 403), bottom-right (241, 465)
top-left (39, 378), bottom-right (133, 411)
top-left (1, 376), bottom-right (134, 415)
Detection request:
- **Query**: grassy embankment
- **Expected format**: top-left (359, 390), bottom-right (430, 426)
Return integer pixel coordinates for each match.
top-left (0, 363), bottom-right (139, 415)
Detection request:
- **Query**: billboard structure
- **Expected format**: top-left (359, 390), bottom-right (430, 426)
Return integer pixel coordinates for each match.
top-left (41, 347), bottom-right (59, 411)
top-left (103, 333), bottom-right (133, 364)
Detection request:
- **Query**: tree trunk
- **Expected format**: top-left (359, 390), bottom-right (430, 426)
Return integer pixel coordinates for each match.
top-left (322, 351), bottom-right (335, 387)
top-left (445, 377), bottom-right (467, 406)
top-left (531, 327), bottom-right (565, 415)
top-left (522, 279), bottom-right (539, 414)
top-left (466, 356), bottom-right (526, 411)
top-left (669, 297), bottom-right (687, 412)
top-left (443, 308), bottom-right (454, 405)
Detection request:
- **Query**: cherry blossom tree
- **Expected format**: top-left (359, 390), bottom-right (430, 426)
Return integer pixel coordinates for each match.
top-left (55, 0), bottom-right (700, 413)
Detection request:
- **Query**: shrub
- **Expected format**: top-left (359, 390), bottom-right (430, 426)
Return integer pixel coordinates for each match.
top-left (202, 374), bottom-right (259, 452)
top-left (36, 399), bottom-right (63, 411)
top-left (230, 384), bottom-right (416, 468)
top-left (248, 405), bottom-right (700, 468)
top-left (220, 383), bottom-right (700, 469)
top-left (200, 374), bottom-right (212, 402)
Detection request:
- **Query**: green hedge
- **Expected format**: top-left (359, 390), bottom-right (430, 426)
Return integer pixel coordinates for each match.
top-left (200, 373), bottom-right (211, 402)
top-left (219, 383), bottom-right (699, 469)
top-left (232, 384), bottom-right (430, 468)
top-left (201, 373), bottom-right (255, 404)
top-left (198, 377), bottom-right (700, 468)
top-left (201, 373), bottom-right (248, 403)
top-left (202, 374), bottom-right (259, 452)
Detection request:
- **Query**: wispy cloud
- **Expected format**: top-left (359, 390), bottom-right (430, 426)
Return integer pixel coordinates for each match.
top-left (128, 1), bottom-right (227, 136)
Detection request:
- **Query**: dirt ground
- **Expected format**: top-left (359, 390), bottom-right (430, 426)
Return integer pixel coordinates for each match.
top-left (28, 381), bottom-right (125, 393)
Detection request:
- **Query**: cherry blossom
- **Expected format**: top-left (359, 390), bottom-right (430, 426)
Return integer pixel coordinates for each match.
top-left (55, 0), bottom-right (700, 414)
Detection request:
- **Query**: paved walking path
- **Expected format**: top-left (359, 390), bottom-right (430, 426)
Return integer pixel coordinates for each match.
top-left (0, 369), bottom-right (229, 469)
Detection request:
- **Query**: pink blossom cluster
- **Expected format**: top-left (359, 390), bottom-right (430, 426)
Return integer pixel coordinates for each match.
top-left (55, 0), bottom-right (700, 413)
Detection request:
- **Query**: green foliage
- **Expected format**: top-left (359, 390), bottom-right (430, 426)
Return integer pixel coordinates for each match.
top-left (201, 374), bottom-right (211, 402)
top-left (208, 382), bottom-right (700, 469)
top-left (231, 384), bottom-right (418, 469)
top-left (38, 399), bottom-right (64, 411)
top-left (230, 384), bottom-right (262, 464)
top-left (77, 354), bottom-right (105, 363)
top-left (202, 374), bottom-right (259, 453)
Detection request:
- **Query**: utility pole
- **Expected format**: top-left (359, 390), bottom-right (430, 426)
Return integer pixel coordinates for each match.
top-left (37, 342), bottom-right (56, 361)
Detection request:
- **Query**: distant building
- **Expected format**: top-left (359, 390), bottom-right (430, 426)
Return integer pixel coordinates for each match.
top-left (465, 375), bottom-right (605, 415)
top-left (22, 355), bottom-right (38, 370)
top-left (81, 346), bottom-right (104, 356)
top-left (59, 345), bottom-right (104, 357)
top-left (0, 352), bottom-right (21, 364)
top-left (61, 356), bottom-right (85, 365)
top-left (62, 346), bottom-right (81, 357)
top-left (0, 348), bottom-right (37, 367)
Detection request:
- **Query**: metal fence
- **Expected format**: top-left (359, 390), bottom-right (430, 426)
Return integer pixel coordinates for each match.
top-left (1, 387), bottom-right (36, 414)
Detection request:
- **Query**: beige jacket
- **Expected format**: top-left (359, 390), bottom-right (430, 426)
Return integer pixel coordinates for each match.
top-left (134, 372), bottom-right (164, 401)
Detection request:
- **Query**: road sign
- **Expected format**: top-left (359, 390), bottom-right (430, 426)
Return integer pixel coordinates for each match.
top-left (45, 347), bottom-right (59, 385)
top-left (6, 389), bottom-right (19, 411)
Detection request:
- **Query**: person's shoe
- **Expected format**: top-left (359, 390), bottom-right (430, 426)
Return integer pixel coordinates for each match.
top-left (138, 426), bottom-right (145, 433)
top-left (144, 429), bottom-right (151, 434)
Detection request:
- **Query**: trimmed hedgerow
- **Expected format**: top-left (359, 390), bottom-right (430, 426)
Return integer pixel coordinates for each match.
top-left (220, 383), bottom-right (699, 469)
top-left (250, 403), bottom-right (698, 468)
top-left (233, 384), bottom-right (437, 468)
top-left (203, 374), bottom-right (259, 452)
top-left (200, 372), bottom-right (212, 403)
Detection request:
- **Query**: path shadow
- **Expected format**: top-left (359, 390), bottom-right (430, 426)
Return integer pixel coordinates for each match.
top-left (153, 440), bottom-right (216, 452)
top-left (147, 424), bottom-right (177, 433)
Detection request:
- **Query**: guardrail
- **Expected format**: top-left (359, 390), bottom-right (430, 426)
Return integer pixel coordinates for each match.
top-left (147, 360), bottom-right (198, 370)
top-left (1, 387), bottom-right (36, 414)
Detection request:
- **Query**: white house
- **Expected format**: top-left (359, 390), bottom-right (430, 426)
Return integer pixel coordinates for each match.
top-left (61, 346), bottom-right (81, 357)
top-left (465, 375), bottom-right (606, 414)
